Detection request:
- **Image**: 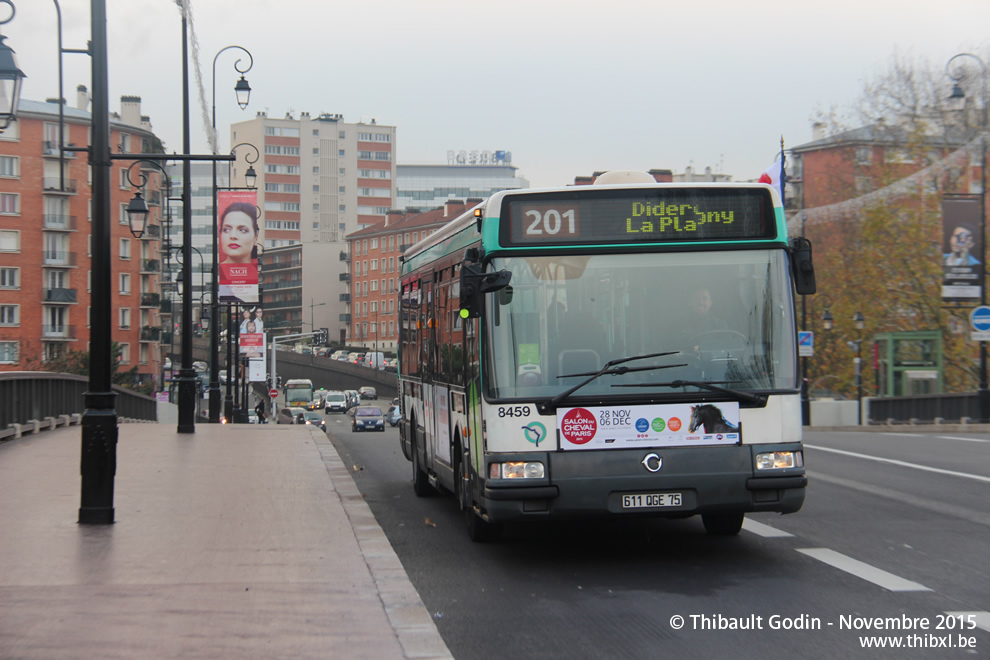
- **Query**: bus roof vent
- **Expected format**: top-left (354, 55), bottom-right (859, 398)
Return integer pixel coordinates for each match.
top-left (594, 170), bottom-right (656, 185)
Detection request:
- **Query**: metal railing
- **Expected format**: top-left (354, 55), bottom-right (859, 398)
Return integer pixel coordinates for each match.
top-left (42, 178), bottom-right (78, 192)
top-left (0, 372), bottom-right (157, 440)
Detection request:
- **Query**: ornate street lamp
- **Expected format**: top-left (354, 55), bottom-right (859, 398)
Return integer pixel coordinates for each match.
top-left (0, 1), bottom-right (26, 133)
top-left (946, 53), bottom-right (989, 422)
top-left (125, 192), bottom-right (149, 239)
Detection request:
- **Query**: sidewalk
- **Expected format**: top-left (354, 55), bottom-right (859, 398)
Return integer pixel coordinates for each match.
top-left (0, 421), bottom-right (452, 660)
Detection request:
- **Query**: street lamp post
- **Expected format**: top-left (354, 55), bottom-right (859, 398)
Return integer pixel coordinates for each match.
top-left (853, 311), bottom-right (865, 426)
top-left (946, 53), bottom-right (989, 423)
top-left (210, 45), bottom-right (253, 423)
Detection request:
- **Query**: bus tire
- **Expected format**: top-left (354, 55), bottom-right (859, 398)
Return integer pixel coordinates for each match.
top-left (701, 512), bottom-right (744, 536)
top-left (465, 506), bottom-right (502, 543)
top-left (411, 431), bottom-right (432, 497)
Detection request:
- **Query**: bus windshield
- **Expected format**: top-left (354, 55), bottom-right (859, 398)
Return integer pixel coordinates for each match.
top-left (484, 249), bottom-right (797, 401)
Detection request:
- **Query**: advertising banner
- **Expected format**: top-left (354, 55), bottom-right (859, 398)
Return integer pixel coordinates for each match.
top-left (218, 189), bottom-right (261, 303)
top-left (942, 197), bottom-right (984, 302)
top-left (557, 402), bottom-right (741, 451)
top-left (239, 332), bottom-right (266, 360)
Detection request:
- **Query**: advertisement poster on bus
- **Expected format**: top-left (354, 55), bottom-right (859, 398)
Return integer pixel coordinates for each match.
top-left (218, 189), bottom-right (261, 304)
top-left (942, 197), bottom-right (983, 302)
top-left (557, 403), bottom-right (741, 450)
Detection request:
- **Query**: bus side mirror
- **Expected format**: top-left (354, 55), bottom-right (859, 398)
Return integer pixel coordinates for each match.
top-left (459, 258), bottom-right (512, 319)
top-left (790, 236), bottom-right (816, 295)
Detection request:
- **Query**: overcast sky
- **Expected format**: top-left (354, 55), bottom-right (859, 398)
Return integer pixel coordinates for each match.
top-left (8, 0), bottom-right (990, 188)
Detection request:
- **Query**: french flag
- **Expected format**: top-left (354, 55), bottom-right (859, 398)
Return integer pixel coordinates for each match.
top-left (758, 158), bottom-right (785, 202)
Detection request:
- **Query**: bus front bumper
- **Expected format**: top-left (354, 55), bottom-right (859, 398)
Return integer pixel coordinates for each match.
top-left (480, 443), bottom-right (806, 523)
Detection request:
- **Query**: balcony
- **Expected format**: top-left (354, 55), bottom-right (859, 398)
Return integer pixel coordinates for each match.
top-left (42, 324), bottom-right (76, 339)
top-left (42, 178), bottom-right (78, 193)
top-left (141, 292), bottom-right (161, 307)
top-left (339, 293), bottom-right (350, 302)
top-left (338, 314), bottom-right (351, 323)
top-left (264, 300), bottom-right (302, 310)
top-left (142, 224), bottom-right (161, 239)
top-left (160, 299), bottom-right (172, 314)
top-left (339, 273), bottom-right (350, 282)
top-left (42, 141), bottom-right (78, 158)
top-left (140, 326), bottom-right (161, 341)
top-left (141, 259), bottom-right (160, 273)
top-left (43, 288), bottom-right (77, 303)
top-left (266, 279), bottom-right (302, 291)
top-left (43, 251), bottom-right (78, 267)
top-left (42, 214), bottom-right (77, 231)
top-left (161, 331), bottom-right (174, 344)
top-left (263, 258), bottom-right (303, 271)
top-left (340, 251), bottom-right (350, 262)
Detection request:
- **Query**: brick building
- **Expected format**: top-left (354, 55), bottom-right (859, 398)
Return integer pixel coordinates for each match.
top-left (0, 94), bottom-right (165, 387)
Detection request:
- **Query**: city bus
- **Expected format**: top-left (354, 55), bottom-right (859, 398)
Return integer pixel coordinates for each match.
top-left (397, 171), bottom-right (815, 541)
top-left (284, 378), bottom-right (314, 409)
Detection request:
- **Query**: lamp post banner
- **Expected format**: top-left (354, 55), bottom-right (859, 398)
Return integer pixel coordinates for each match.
top-left (942, 197), bottom-right (984, 301)
top-left (218, 189), bottom-right (261, 303)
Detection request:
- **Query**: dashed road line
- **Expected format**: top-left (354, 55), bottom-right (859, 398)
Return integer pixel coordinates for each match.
top-left (805, 444), bottom-right (990, 483)
top-left (796, 548), bottom-right (931, 592)
top-left (937, 435), bottom-right (990, 443)
top-left (945, 611), bottom-right (990, 633)
top-left (742, 518), bottom-right (794, 538)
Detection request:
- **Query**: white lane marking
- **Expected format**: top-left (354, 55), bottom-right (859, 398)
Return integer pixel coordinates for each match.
top-left (805, 444), bottom-right (990, 484)
top-left (883, 432), bottom-right (924, 438)
top-left (945, 611), bottom-right (990, 633)
top-left (742, 518), bottom-right (794, 538)
top-left (796, 548), bottom-right (931, 592)
top-left (937, 435), bottom-right (990, 443)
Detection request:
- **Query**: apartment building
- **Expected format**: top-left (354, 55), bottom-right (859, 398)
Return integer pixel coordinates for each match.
top-left (0, 94), bottom-right (166, 386)
top-left (346, 200), bottom-right (479, 352)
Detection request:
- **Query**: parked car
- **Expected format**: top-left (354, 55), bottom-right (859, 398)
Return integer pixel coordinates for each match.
top-left (359, 386), bottom-right (378, 400)
top-left (324, 391), bottom-right (349, 414)
top-left (304, 412), bottom-right (327, 432)
top-left (351, 406), bottom-right (384, 432)
top-left (344, 389), bottom-right (360, 409)
top-left (276, 408), bottom-right (295, 425)
top-left (385, 404), bottom-right (401, 427)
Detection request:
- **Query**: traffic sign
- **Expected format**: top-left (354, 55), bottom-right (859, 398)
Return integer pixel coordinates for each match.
top-left (971, 306), bottom-right (990, 332)
top-left (268, 388), bottom-right (279, 399)
top-left (798, 331), bottom-right (814, 357)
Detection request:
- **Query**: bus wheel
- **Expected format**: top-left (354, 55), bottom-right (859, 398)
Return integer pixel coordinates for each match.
top-left (411, 433), bottom-right (432, 497)
top-left (701, 512), bottom-right (744, 536)
top-left (465, 506), bottom-right (502, 543)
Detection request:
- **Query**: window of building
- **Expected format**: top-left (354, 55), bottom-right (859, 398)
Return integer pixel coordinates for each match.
top-left (338, 149), bottom-right (345, 157)
top-left (0, 304), bottom-right (18, 325)
top-left (0, 156), bottom-right (18, 177)
top-left (312, 148), bottom-right (319, 155)
top-left (312, 222), bottom-right (319, 230)
top-left (0, 341), bottom-right (17, 364)
top-left (119, 273), bottom-right (131, 295)
top-left (0, 193), bottom-right (19, 214)
top-left (370, 238), bottom-right (378, 249)
top-left (374, 152), bottom-right (391, 161)
top-left (339, 168), bottom-right (346, 175)
top-left (119, 343), bottom-right (130, 364)
top-left (855, 146), bottom-right (873, 165)
top-left (266, 183), bottom-right (281, 192)
top-left (313, 166), bottom-right (320, 174)
top-left (0, 267), bottom-right (17, 288)
top-left (119, 307), bottom-right (131, 329)
top-left (120, 238), bottom-right (131, 259)
top-left (0, 229), bottom-right (20, 251)
top-left (339, 186), bottom-right (346, 193)
top-left (358, 132), bottom-right (373, 141)
top-left (313, 185), bottom-right (319, 192)
top-left (370, 260), bottom-right (378, 272)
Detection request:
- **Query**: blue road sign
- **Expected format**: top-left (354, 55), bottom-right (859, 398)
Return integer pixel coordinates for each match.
top-left (971, 306), bottom-right (990, 332)
top-left (798, 331), bottom-right (814, 357)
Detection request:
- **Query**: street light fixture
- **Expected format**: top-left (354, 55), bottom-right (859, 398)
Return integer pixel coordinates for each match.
top-left (0, 1), bottom-right (26, 133)
top-left (209, 45), bottom-right (254, 424)
top-left (946, 53), bottom-right (989, 423)
top-left (822, 308), bottom-right (834, 331)
top-left (125, 192), bottom-right (149, 239)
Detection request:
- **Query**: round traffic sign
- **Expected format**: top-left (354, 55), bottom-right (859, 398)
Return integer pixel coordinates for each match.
top-left (971, 306), bottom-right (990, 332)
top-left (268, 388), bottom-right (279, 399)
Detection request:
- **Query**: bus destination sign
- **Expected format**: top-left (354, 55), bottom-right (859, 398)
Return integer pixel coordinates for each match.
top-left (503, 188), bottom-right (776, 246)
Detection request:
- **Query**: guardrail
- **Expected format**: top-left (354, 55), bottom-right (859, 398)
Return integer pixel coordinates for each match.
top-left (0, 372), bottom-right (158, 441)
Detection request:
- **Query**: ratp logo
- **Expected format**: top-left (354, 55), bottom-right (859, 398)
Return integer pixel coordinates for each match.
top-left (522, 422), bottom-right (547, 446)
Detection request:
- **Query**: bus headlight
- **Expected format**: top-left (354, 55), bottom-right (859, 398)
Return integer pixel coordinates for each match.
top-left (489, 461), bottom-right (545, 479)
top-left (755, 451), bottom-right (803, 470)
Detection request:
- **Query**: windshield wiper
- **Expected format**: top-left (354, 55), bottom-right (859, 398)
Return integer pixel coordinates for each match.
top-left (615, 379), bottom-right (767, 405)
top-left (537, 352), bottom-right (682, 414)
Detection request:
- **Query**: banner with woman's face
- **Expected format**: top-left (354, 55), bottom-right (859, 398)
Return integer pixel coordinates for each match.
top-left (218, 189), bottom-right (261, 303)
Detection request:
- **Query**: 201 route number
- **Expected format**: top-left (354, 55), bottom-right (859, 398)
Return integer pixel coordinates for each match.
top-left (525, 208), bottom-right (577, 236)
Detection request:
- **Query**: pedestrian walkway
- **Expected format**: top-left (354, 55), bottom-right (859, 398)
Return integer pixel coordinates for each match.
top-left (0, 421), bottom-right (452, 660)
